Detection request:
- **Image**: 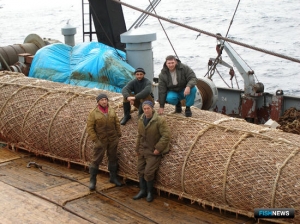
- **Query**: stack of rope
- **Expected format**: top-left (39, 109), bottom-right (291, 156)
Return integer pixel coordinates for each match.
top-left (277, 107), bottom-right (300, 135)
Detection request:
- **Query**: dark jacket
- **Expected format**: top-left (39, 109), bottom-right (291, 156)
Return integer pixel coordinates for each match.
top-left (136, 111), bottom-right (170, 155)
top-left (158, 59), bottom-right (197, 107)
top-left (86, 105), bottom-right (121, 143)
top-left (122, 77), bottom-right (152, 100)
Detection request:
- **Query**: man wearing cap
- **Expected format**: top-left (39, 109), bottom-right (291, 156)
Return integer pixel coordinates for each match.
top-left (86, 93), bottom-right (122, 190)
top-left (158, 55), bottom-right (197, 117)
top-left (133, 101), bottom-right (170, 202)
top-left (120, 68), bottom-right (154, 125)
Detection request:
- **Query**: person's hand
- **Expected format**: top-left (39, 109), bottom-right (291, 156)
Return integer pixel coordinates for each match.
top-left (127, 96), bottom-right (135, 105)
top-left (153, 149), bottom-right (160, 155)
top-left (158, 108), bottom-right (164, 115)
top-left (184, 86), bottom-right (191, 96)
top-left (127, 96), bottom-right (135, 101)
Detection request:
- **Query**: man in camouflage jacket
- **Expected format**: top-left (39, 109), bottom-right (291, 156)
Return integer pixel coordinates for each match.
top-left (133, 101), bottom-right (170, 202)
top-left (86, 93), bottom-right (122, 190)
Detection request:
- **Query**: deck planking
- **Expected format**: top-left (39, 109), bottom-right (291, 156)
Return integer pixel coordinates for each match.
top-left (0, 147), bottom-right (276, 224)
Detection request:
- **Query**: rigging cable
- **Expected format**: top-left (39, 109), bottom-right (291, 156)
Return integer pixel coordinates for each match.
top-left (148, 0), bottom-right (179, 59)
top-left (215, 68), bottom-right (231, 88)
top-left (207, 0), bottom-right (241, 80)
top-left (225, 0), bottom-right (240, 38)
top-left (225, 0), bottom-right (260, 84)
top-left (129, 0), bottom-right (161, 30)
top-left (112, 0), bottom-right (300, 64)
top-left (234, 70), bottom-right (240, 89)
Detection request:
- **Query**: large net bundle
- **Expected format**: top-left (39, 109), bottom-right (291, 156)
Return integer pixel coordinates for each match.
top-left (1, 71), bottom-right (299, 223)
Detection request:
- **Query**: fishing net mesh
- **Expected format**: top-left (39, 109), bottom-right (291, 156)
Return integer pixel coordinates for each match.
top-left (0, 71), bottom-right (299, 223)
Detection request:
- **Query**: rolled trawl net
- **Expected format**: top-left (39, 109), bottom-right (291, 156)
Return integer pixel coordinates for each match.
top-left (0, 71), bottom-right (299, 223)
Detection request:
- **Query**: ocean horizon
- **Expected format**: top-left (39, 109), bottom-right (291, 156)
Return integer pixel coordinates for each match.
top-left (1, 0), bottom-right (299, 96)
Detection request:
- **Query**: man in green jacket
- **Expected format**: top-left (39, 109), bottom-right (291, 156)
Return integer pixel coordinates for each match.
top-left (133, 101), bottom-right (170, 202)
top-left (120, 68), bottom-right (154, 125)
top-left (86, 93), bottom-right (122, 190)
top-left (158, 55), bottom-right (197, 117)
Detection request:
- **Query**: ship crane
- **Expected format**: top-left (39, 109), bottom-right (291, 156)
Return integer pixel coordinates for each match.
top-left (208, 34), bottom-right (266, 123)
top-left (215, 34), bottom-right (264, 96)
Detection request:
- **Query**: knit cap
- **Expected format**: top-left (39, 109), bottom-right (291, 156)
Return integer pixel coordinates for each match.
top-left (142, 100), bottom-right (154, 108)
top-left (134, 68), bottom-right (146, 74)
top-left (96, 93), bottom-right (108, 102)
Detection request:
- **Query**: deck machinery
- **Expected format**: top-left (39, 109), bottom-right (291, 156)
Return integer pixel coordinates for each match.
top-left (83, 0), bottom-right (300, 124)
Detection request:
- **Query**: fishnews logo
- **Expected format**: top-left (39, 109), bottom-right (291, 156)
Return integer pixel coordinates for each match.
top-left (254, 208), bottom-right (295, 219)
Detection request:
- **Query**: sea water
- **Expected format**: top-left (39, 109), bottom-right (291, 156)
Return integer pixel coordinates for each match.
top-left (0, 0), bottom-right (299, 96)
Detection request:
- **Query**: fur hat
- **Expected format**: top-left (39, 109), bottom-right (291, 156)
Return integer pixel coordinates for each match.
top-left (134, 68), bottom-right (146, 74)
top-left (96, 93), bottom-right (108, 102)
top-left (142, 100), bottom-right (154, 108)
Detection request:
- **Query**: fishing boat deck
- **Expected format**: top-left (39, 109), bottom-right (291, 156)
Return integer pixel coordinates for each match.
top-left (0, 145), bottom-right (275, 224)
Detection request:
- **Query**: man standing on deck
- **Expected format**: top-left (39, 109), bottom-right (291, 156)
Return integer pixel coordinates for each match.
top-left (158, 55), bottom-right (197, 117)
top-left (133, 101), bottom-right (170, 202)
top-left (120, 68), bottom-right (154, 125)
top-left (86, 93), bottom-right (122, 190)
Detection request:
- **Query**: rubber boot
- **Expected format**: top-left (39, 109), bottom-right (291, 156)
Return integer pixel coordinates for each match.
top-left (185, 106), bottom-right (192, 117)
top-left (146, 180), bottom-right (154, 202)
top-left (138, 104), bottom-right (143, 118)
top-left (89, 166), bottom-right (98, 191)
top-left (175, 101), bottom-right (182, 113)
top-left (108, 162), bottom-right (122, 187)
top-left (133, 177), bottom-right (147, 200)
top-left (120, 102), bottom-right (131, 125)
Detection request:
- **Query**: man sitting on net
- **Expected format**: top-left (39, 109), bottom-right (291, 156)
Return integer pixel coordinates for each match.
top-left (120, 68), bottom-right (154, 125)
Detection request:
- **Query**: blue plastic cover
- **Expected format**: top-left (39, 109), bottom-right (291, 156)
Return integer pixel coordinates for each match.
top-left (29, 42), bottom-right (135, 93)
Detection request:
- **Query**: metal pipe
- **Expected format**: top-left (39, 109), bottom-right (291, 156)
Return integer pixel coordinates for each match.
top-left (0, 34), bottom-right (45, 70)
top-left (0, 44), bottom-right (39, 70)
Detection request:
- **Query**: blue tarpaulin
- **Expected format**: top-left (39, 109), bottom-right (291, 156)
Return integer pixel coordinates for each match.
top-left (29, 42), bottom-right (135, 92)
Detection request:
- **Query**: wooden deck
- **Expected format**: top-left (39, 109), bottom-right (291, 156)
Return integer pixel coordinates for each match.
top-left (0, 146), bottom-right (276, 224)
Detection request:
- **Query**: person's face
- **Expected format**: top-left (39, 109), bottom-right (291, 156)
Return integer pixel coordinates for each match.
top-left (143, 104), bottom-right (153, 118)
top-left (135, 72), bottom-right (145, 81)
top-left (166, 59), bottom-right (177, 72)
top-left (98, 98), bottom-right (108, 107)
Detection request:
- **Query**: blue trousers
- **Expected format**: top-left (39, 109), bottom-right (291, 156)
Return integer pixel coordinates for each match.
top-left (166, 86), bottom-right (197, 107)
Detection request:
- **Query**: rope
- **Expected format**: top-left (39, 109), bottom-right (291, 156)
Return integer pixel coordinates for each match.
top-left (234, 68), bottom-right (240, 89)
top-left (112, 0), bottom-right (300, 64)
top-left (129, 0), bottom-right (161, 30)
top-left (0, 73), bottom-right (118, 100)
top-left (216, 67), bottom-right (231, 88)
top-left (166, 113), bottom-right (300, 148)
top-left (0, 84), bottom-right (31, 130)
top-left (47, 94), bottom-right (78, 154)
top-left (148, 0), bottom-right (179, 59)
top-left (271, 147), bottom-right (300, 207)
top-left (26, 161), bottom-right (159, 224)
top-left (222, 133), bottom-right (252, 204)
top-left (21, 92), bottom-right (51, 136)
top-left (205, 54), bottom-right (222, 79)
top-left (225, 0), bottom-right (241, 38)
top-left (180, 124), bottom-right (213, 193)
